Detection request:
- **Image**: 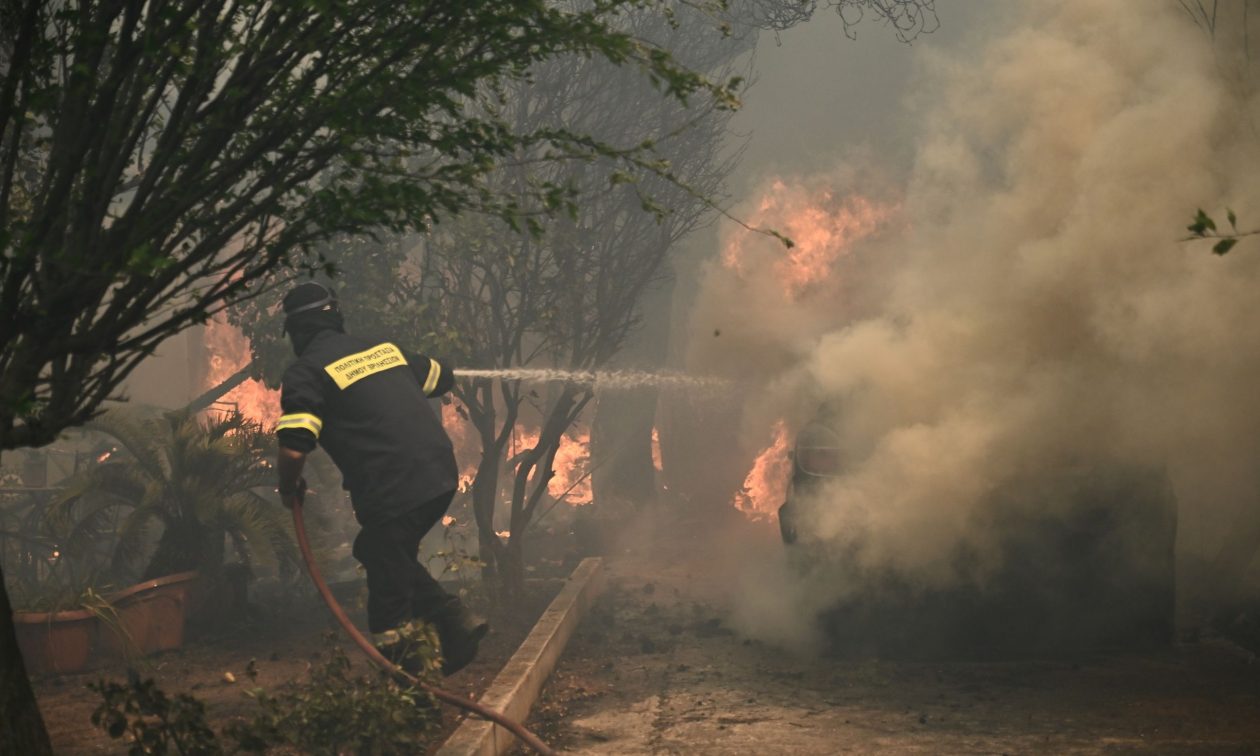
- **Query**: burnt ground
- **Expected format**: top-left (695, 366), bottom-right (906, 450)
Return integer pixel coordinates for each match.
top-left (32, 577), bottom-right (559, 754)
top-left (525, 509), bottom-right (1260, 755)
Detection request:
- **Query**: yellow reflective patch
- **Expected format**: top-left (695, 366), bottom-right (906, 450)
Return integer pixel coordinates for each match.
top-left (323, 343), bottom-right (408, 390)
top-left (276, 413), bottom-right (323, 438)
top-left (422, 358), bottom-right (441, 395)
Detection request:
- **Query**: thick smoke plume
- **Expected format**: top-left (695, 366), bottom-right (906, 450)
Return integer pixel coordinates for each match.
top-left (692, 1), bottom-right (1260, 648)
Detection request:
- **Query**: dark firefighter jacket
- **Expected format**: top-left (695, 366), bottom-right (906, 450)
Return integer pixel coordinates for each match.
top-left (275, 329), bottom-right (457, 526)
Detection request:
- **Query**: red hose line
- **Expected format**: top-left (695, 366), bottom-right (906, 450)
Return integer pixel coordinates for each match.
top-left (290, 501), bottom-right (556, 756)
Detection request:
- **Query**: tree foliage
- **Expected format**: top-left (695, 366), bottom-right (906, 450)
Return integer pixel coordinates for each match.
top-left (412, 2), bottom-right (751, 594)
top-left (0, 0), bottom-right (739, 452)
top-left (1184, 207), bottom-right (1259, 256)
top-left (831, 0), bottom-right (938, 41)
top-left (0, 1), bottom-right (737, 752)
top-left (733, 0), bottom-right (938, 38)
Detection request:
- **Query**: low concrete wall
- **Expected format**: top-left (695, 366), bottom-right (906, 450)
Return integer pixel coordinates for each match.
top-left (437, 557), bottom-right (605, 756)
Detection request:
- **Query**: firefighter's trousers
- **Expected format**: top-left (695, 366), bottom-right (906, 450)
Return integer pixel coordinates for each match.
top-left (352, 490), bottom-right (455, 634)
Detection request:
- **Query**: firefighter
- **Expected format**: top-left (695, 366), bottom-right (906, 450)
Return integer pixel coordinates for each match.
top-left (273, 281), bottom-right (487, 675)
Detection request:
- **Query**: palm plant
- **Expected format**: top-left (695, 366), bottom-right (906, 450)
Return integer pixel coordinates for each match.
top-left (44, 409), bottom-right (297, 582)
top-left (1, 488), bottom-right (67, 608)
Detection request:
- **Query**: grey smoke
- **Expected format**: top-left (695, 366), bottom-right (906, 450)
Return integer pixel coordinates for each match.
top-left (694, 0), bottom-right (1260, 647)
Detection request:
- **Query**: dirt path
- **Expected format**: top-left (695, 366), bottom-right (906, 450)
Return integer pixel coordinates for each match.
top-left (527, 511), bottom-right (1260, 755)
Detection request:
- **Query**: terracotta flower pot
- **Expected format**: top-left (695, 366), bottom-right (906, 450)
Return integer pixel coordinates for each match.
top-left (100, 571), bottom-right (199, 657)
top-left (13, 607), bottom-right (97, 675)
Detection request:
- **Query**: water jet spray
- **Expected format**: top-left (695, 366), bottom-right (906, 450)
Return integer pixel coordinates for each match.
top-left (454, 367), bottom-right (730, 392)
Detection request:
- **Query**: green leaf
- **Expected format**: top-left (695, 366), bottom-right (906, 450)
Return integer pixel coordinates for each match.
top-left (1212, 238), bottom-right (1238, 256)
top-left (1189, 208), bottom-right (1216, 236)
top-left (1202, 211), bottom-right (1217, 232)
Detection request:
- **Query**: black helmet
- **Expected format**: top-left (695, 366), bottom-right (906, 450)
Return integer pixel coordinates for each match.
top-left (282, 282), bottom-right (339, 336)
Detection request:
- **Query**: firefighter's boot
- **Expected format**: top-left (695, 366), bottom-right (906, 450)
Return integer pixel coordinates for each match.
top-left (432, 599), bottom-right (489, 676)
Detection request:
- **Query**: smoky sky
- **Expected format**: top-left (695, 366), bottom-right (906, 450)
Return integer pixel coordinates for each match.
top-left (728, 2), bottom-right (1006, 191)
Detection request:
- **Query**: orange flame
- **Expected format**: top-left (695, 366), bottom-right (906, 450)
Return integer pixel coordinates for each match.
top-left (203, 316), bottom-right (280, 427)
top-left (550, 430), bottom-right (593, 505)
top-left (511, 426), bottom-right (593, 506)
top-left (732, 420), bottom-right (793, 520)
top-left (651, 427), bottom-right (663, 473)
top-left (437, 404), bottom-right (593, 504)
top-left (441, 401), bottom-right (480, 493)
top-left (722, 180), bottom-right (898, 299)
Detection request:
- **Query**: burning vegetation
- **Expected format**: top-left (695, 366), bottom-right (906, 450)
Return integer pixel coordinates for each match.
top-left (202, 316), bottom-right (279, 427)
top-left (721, 181), bottom-right (900, 300)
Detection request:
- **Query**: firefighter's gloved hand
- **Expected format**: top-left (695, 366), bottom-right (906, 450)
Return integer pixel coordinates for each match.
top-left (279, 476), bottom-right (307, 510)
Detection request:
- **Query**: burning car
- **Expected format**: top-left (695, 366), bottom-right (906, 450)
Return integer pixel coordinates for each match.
top-left (777, 410), bottom-right (1178, 659)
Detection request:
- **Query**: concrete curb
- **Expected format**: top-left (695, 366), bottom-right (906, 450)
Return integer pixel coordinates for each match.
top-left (437, 557), bottom-right (606, 756)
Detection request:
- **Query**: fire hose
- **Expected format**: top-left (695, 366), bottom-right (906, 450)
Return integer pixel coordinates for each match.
top-left (289, 499), bottom-right (556, 756)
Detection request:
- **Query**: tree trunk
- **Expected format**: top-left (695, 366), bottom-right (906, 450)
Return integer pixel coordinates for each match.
top-left (500, 389), bottom-right (583, 602)
top-left (592, 388), bottom-right (658, 503)
top-left (461, 383), bottom-right (516, 597)
top-left (471, 451), bottom-right (502, 586)
top-left (469, 402), bottom-right (499, 581)
top-left (592, 268), bottom-right (674, 504)
top-left (0, 453), bottom-right (54, 754)
top-left (142, 518), bottom-right (205, 579)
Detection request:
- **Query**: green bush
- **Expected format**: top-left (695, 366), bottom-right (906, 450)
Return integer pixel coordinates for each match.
top-left (90, 672), bottom-right (221, 756)
top-left (92, 632), bottom-right (442, 755)
top-left (230, 632), bottom-right (441, 755)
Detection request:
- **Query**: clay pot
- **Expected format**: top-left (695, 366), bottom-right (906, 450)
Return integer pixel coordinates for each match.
top-left (14, 571), bottom-right (201, 674)
top-left (13, 607), bottom-right (97, 675)
top-left (100, 571), bottom-right (199, 656)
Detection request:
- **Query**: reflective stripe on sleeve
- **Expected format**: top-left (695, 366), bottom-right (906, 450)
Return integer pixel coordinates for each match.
top-left (422, 358), bottom-right (441, 395)
top-left (275, 413), bottom-right (323, 438)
